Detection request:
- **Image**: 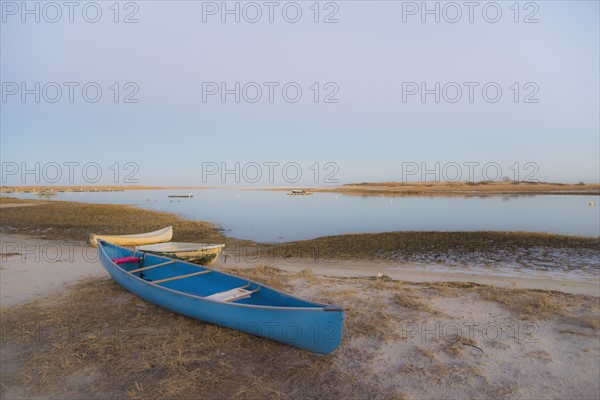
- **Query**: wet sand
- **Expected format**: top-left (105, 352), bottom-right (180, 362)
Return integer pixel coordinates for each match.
top-left (1, 234), bottom-right (598, 308)
top-left (223, 257), bottom-right (600, 297)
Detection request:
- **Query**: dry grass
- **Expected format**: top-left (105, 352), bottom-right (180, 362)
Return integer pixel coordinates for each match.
top-left (425, 282), bottom-right (569, 319)
top-left (399, 362), bottom-right (482, 384)
top-left (0, 252), bottom-right (20, 257)
top-left (1, 268), bottom-right (598, 399)
top-left (416, 346), bottom-right (435, 360)
top-left (0, 197), bottom-right (40, 205)
top-left (480, 288), bottom-right (567, 319)
top-left (296, 268), bottom-right (318, 282)
top-left (390, 285), bottom-right (436, 314)
top-left (525, 350), bottom-right (553, 362)
top-left (577, 316), bottom-right (600, 331)
top-left (424, 282), bottom-right (600, 333)
top-left (344, 303), bottom-right (392, 342)
top-left (437, 335), bottom-right (483, 358)
top-left (222, 265), bottom-right (291, 291)
top-left (0, 278), bottom-right (396, 400)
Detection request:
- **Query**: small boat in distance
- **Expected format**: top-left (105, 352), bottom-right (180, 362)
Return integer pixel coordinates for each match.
top-left (137, 242), bottom-right (225, 265)
top-left (287, 189), bottom-right (313, 196)
top-left (89, 226), bottom-right (173, 247)
top-left (168, 194), bottom-right (193, 198)
top-left (97, 241), bottom-right (345, 354)
top-left (35, 190), bottom-right (57, 196)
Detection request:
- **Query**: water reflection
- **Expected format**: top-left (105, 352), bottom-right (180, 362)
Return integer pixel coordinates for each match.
top-left (4, 189), bottom-right (599, 242)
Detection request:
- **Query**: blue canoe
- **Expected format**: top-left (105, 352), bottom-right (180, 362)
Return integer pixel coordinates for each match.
top-left (98, 240), bottom-right (345, 354)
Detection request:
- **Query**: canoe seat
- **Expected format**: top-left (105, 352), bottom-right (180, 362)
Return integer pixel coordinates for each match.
top-left (113, 256), bottom-right (141, 264)
top-left (205, 285), bottom-right (260, 303)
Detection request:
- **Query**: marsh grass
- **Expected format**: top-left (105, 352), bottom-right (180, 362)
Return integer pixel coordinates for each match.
top-left (0, 197), bottom-right (40, 205)
top-left (0, 199), bottom-right (226, 244)
top-left (268, 231), bottom-right (599, 263)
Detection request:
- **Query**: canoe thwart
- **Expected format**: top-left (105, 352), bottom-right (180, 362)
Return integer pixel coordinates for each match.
top-left (205, 286), bottom-right (260, 303)
top-left (153, 270), bottom-right (212, 284)
top-left (129, 260), bottom-right (176, 274)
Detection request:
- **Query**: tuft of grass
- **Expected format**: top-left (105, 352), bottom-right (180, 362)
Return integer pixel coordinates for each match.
top-left (392, 288), bottom-right (435, 314)
top-left (439, 336), bottom-right (481, 358)
top-left (223, 264), bottom-right (290, 291)
top-left (424, 282), bottom-right (600, 333)
top-left (480, 288), bottom-right (567, 319)
top-left (0, 252), bottom-right (20, 257)
top-left (577, 316), bottom-right (600, 331)
top-left (296, 268), bottom-right (318, 282)
top-left (526, 350), bottom-right (553, 362)
top-left (416, 346), bottom-right (436, 360)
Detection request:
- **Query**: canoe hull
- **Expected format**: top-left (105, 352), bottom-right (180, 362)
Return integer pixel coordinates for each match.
top-left (90, 226), bottom-right (173, 247)
top-left (98, 242), bottom-right (344, 354)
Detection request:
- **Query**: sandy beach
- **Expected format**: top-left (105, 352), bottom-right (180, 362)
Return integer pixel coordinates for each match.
top-left (0, 234), bottom-right (104, 307)
top-left (1, 198), bottom-right (599, 399)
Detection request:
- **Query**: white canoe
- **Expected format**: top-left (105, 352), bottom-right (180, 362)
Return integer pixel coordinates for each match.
top-left (89, 226), bottom-right (173, 248)
top-left (136, 242), bottom-right (225, 265)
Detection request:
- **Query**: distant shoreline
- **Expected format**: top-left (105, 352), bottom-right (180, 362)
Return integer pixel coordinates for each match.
top-left (1, 181), bottom-right (599, 196)
top-left (315, 181), bottom-right (600, 196)
top-left (0, 185), bottom-right (221, 192)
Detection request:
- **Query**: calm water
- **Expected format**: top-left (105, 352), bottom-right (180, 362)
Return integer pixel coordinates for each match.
top-left (5, 189), bottom-right (599, 242)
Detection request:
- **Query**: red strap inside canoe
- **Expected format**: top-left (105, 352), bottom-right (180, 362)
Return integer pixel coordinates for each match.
top-left (113, 256), bottom-right (140, 264)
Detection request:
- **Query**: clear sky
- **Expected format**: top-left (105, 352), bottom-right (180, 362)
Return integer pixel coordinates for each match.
top-left (1, 1), bottom-right (599, 186)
